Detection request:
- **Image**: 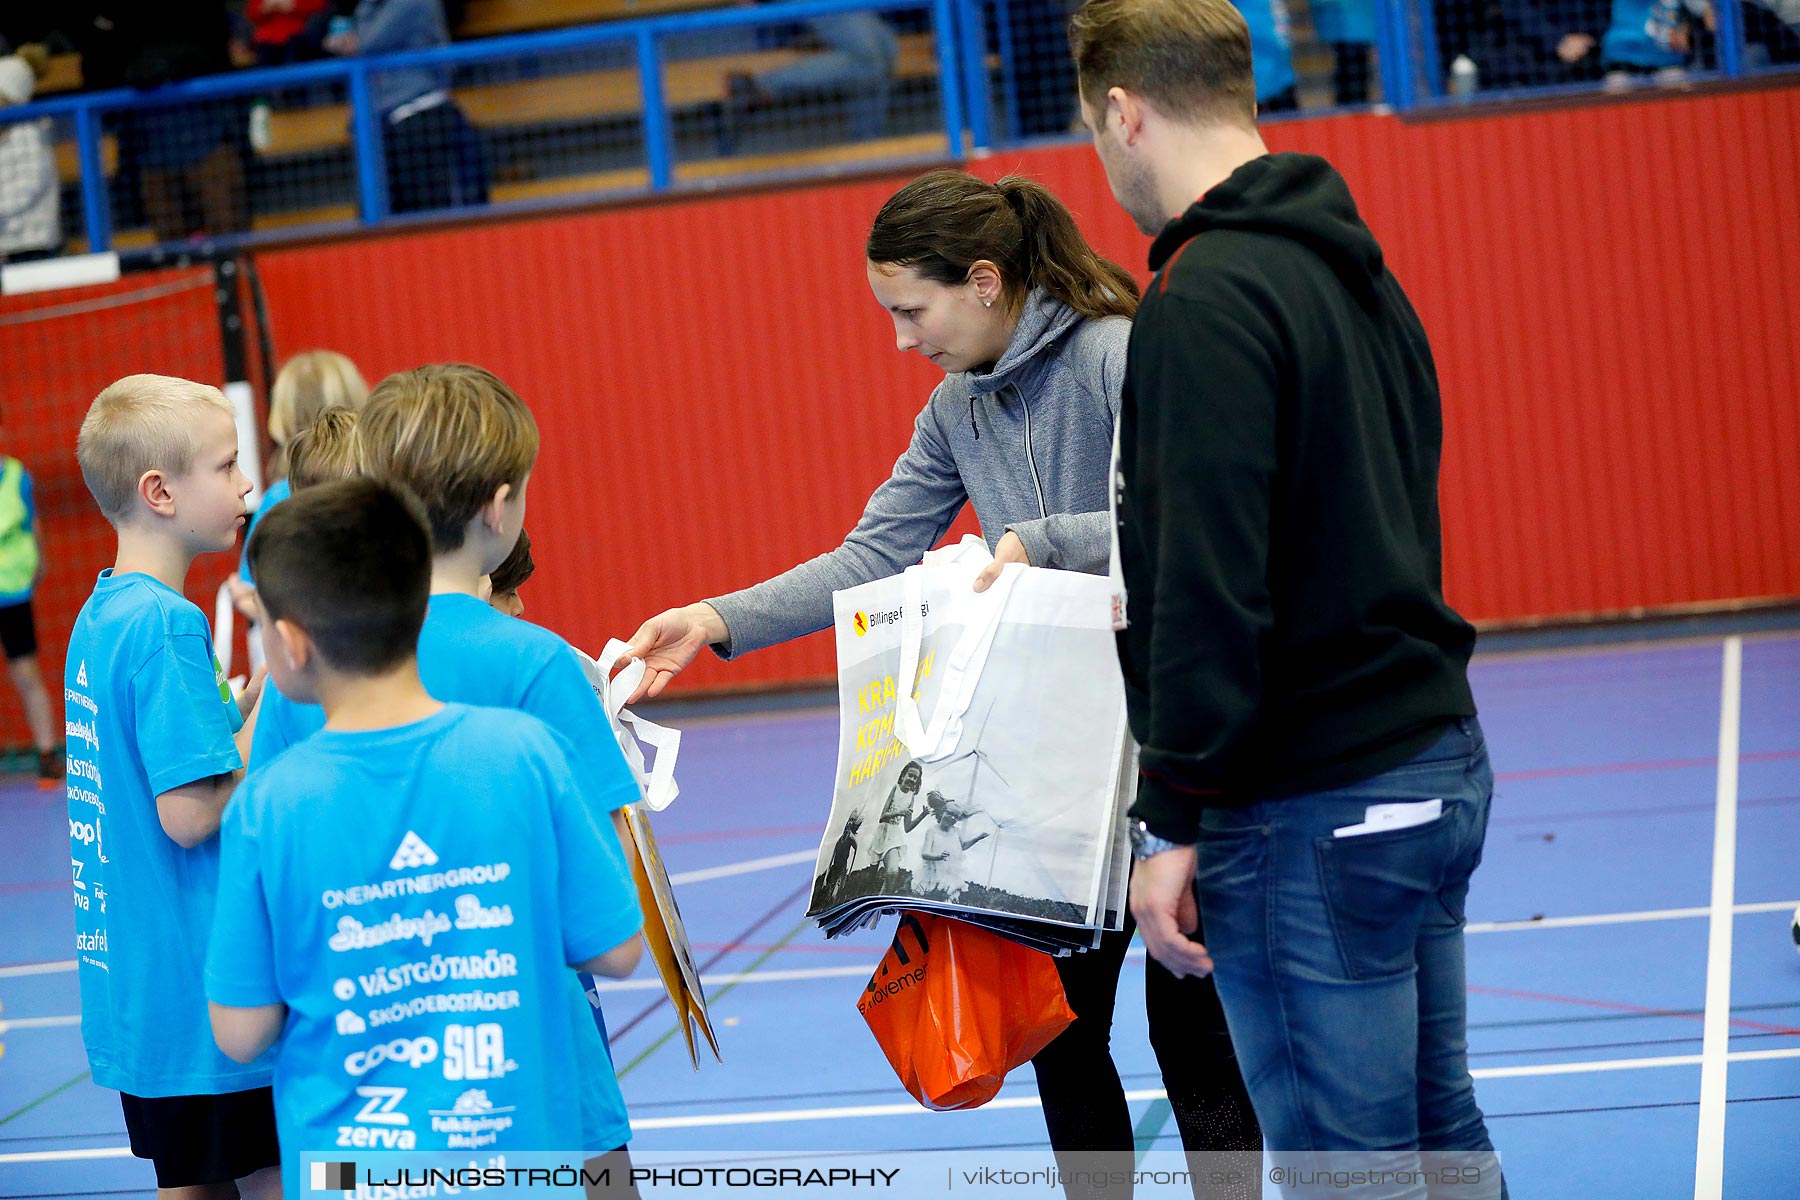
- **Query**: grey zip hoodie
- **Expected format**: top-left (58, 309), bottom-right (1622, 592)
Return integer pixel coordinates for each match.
top-left (709, 289), bottom-right (1129, 659)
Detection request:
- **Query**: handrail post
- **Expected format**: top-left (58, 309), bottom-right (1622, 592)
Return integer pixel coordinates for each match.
top-left (954, 0), bottom-right (990, 152)
top-left (637, 29), bottom-right (673, 190)
top-left (74, 103), bottom-right (112, 253)
top-left (1715, 0), bottom-right (1746, 77)
top-left (1376, 0), bottom-right (1420, 111)
top-left (933, 0), bottom-right (968, 158)
top-left (348, 62), bottom-right (389, 224)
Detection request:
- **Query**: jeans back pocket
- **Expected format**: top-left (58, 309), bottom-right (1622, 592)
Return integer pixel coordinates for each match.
top-left (1314, 813), bottom-right (1458, 981)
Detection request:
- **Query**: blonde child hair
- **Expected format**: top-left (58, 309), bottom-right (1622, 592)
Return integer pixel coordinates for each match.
top-left (268, 350), bottom-right (369, 478)
top-left (358, 364), bottom-right (539, 552)
top-left (76, 374), bottom-right (235, 524)
top-left (283, 407), bottom-right (363, 493)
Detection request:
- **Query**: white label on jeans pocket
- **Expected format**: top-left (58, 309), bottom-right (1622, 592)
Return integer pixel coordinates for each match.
top-left (1331, 798), bottom-right (1443, 839)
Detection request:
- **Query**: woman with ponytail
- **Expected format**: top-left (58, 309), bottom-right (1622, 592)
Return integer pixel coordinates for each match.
top-left (624, 169), bottom-right (1260, 1197)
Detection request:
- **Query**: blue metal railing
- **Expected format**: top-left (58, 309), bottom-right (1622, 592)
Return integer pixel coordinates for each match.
top-left (0, 0), bottom-right (967, 253)
top-left (0, 0), bottom-right (1790, 255)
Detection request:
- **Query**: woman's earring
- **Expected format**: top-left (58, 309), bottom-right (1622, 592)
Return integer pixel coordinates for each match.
top-left (984, 300), bottom-right (992, 308)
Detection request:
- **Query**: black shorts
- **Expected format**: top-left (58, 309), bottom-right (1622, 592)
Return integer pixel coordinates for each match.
top-left (119, 1087), bottom-right (280, 1188)
top-left (0, 599), bottom-right (36, 660)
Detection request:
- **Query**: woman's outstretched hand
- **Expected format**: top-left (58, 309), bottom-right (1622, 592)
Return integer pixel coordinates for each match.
top-left (973, 530), bottom-right (1030, 592)
top-left (621, 603), bottom-right (728, 703)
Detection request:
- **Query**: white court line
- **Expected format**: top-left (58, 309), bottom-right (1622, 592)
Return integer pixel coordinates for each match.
top-left (1696, 637), bottom-right (1742, 1200)
top-left (667, 850), bottom-right (817, 886)
top-left (0, 1014), bottom-right (80, 1032)
top-left (0, 959), bottom-right (75, 978)
top-left (629, 1050), bottom-right (1800, 1132)
top-left (0, 1146), bottom-right (135, 1165)
top-left (1465, 899), bottom-right (1796, 934)
top-left (8, 1046), bottom-right (1799, 1156)
top-left (6, 1046), bottom-right (1800, 1159)
top-left (10, 898), bottom-right (1798, 1000)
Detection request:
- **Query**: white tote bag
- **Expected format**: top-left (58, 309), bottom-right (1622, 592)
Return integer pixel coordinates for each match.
top-left (811, 538), bottom-right (1130, 929)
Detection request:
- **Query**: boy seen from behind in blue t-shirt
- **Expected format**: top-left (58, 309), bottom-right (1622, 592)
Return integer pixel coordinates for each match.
top-left (247, 364), bottom-right (648, 1174)
top-left (67, 373), bottom-right (281, 1197)
top-left (207, 478), bottom-right (643, 1198)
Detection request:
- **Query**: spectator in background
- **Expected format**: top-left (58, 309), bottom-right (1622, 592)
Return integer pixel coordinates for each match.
top-left (1310, 0), bottom-right (1376, 104)
top-left (726, 12), bottom-right (899, 143)
top-left (326, 0), bottom-right (489, 214)
top-left (1456, 0), bottom-right (1610, 89)
top-left (1601, 0), bottom-right (1709, 82)
top-left (1232, 0), bottom-right (1298, 111)
top-left (246, 0), bottom-right (335, 70)
top-left (1742, 0), bottom-right (1800, 63)
top-left (0, 50), bottom-right (60, 263)
top-left (68, 3), bottom-right (252, 244)
top-left (1006, 0), bottom-right (1081, 136)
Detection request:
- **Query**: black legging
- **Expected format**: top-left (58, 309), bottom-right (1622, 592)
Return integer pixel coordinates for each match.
top-left (1030, 891), bottom-right (1262, 1200)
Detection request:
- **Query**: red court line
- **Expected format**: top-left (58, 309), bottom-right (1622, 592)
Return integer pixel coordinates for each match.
top-left (1495, 747), bottom-right (1800, 782)
top-left (1468, 984), bottom-right (1800, 1035)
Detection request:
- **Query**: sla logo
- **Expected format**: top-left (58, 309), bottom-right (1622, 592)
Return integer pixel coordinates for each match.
top-left (343, 1035), bottom-right (438, 1077)
top-left (311, 1161), bottom-right (356, 1190)
top-left (443, 1023), bottom-right (514, 1081)
top-left (334, 1009), bottom-right (367, 1036)
top-left (75, 661), bottom-right (89, 688)
top-left (388, 831), bottom-right (438, 871)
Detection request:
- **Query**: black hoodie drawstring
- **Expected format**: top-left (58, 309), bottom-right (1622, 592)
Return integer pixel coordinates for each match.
top-left (969, 397), bottom-right (979, 439)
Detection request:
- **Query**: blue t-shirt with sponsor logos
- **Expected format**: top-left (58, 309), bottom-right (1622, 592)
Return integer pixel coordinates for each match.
top-left (247, 592), bottom-right (643, 1149)
top-left (251, 594), bottom-right (637, 820)
top-left (64, 569), bottom-right (273, 1097)
top-left (206, 704), bottom-right (643, 1196)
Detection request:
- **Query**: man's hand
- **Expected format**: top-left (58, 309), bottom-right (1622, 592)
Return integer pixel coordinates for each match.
top-left (621, 603), bottom-right (727, 703)
top-left (1129, 844), bottom-right (1213, 978)
top-left (973, 531), bottom-right (1030, 592)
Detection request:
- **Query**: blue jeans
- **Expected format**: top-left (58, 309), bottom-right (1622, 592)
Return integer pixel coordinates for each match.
top-left (1193, 719), bottom-right (1506, 1200)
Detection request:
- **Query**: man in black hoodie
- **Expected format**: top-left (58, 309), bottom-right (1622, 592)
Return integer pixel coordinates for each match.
top-left (1070, 0), bottom-right (1506, 1191)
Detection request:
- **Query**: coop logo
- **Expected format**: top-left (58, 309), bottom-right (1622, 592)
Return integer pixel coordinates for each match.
top-left (853, 608), bottom-right (903, 637)
top-left (343, 1035), bottom-right (438, 1077)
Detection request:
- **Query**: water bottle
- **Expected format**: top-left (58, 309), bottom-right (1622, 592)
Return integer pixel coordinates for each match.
top-left (1449, 55), bottom-right (1479, 99)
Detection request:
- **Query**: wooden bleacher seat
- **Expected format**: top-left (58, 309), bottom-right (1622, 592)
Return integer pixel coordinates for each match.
top-left (38, 53), bottom-right (83, 95)
top-left (459, 0), bottom-right (724, 38)
top-left (53, 32), bottom-right (948, 179)
top-left (76, 129), bottom-right (943, 250)
top-left (256, 31), bottom-right (944, 158)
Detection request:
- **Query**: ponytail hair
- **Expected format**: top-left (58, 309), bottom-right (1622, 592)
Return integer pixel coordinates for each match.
top-left (867, 170), bottom-right (1138, 320)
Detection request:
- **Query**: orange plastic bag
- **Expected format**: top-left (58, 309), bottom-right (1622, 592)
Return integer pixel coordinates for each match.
top-left (857, 913), bottom-right (1076, 1111)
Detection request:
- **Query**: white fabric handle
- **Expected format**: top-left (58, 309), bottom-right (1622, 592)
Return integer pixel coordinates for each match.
top-left (919, 533), bottom-right (996, 569)
top-left (579, 638), bottom-right (683, 811)
top-left (892, 558), bottom-right (1022, 761)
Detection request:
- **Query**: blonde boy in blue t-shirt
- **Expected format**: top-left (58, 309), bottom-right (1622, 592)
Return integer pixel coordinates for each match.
top-left (67, 374), bottom-right (281, 1197)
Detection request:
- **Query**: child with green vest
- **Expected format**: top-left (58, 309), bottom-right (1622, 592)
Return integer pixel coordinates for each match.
top-left (0, 449), bottom-right (60, 784)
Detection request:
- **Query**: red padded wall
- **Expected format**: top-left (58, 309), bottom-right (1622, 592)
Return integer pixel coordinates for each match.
top-left (251, 84), bottom-right (1800, 694)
